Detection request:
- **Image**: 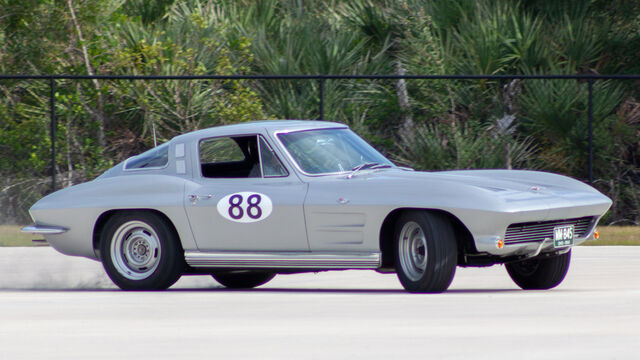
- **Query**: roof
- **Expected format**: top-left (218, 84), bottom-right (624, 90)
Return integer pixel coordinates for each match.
top-left (171, 120), bottom-right (348, 143)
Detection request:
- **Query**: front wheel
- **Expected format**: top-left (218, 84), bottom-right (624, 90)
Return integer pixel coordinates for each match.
top-left (100, 211), bottom-right (184, 290)
top-left (506, 250), bottom-right (571, 290)
top-left (212, 271), bottom-right (276, 289)
top-left (394, 211), bottom-right (458, 293)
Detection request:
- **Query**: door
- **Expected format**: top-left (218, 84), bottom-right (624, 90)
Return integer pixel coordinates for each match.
top-left (184, 134), bottom-right (310, 252)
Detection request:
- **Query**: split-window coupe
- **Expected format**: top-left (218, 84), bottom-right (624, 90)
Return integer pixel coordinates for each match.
top-left (23, 121), bottom-right (612, 292)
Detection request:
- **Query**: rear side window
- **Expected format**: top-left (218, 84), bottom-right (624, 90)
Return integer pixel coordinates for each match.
top-left (124, 143), bottom-right (169, 170)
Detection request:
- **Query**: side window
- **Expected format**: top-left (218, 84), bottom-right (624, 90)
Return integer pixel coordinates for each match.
top-left (259, 137), bottom-right (288, 177)
top-left (200, 137), bottom-right (245, 163)
top-left (200, 136), bottom-right (259, 178)
top-left (124, 143), bottom-right (169, 170)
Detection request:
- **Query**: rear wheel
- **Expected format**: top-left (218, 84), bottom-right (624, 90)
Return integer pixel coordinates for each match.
top-left (394, 211), bottom-right (458, 293)
top-left (100, 211), bottom-right (184, 290)
top-left (506, 250), bottom-right (571, 290)
top-left (212, 271), bottom-right (276, 289)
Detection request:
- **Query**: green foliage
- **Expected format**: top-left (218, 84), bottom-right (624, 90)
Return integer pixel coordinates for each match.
top-left (222, 0), bottom-right (391, 121)
top-left (114, 0), bottom-right (265, 139)
top-left (0, 81), bottom-right (52, 221)
top-left (520, 79), bottom-right (624, 177)
top-left (2, 0), bottom-right (640, 225)
top-left (122, 0), bottom-right (175, 25)
top-left (554, 15), bottom-right (606, 71)
top-left (444, 1), bottom-right (549, 74)
top-left (395, 121), bottom-right (538, 171)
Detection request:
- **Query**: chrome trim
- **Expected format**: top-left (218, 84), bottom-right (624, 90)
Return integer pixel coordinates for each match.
top-left (477, 235), bottom-right (584, 257)
top-left (527, 238), bottom-right (552, 259)
top-left (185, 251), bottom-right (381, 269)
top-left (21, 225), bottom-right (68, 235)
top-left (188, 194), bottom-right (213, 204)
top-left (258, 135), bottom-right (290, 178)
top-left (504, 216), bottom-right (593, 245)
top-left (256, 134), bottom-right (264, 178)
top-left (122, 162), bottom-right (170, 172)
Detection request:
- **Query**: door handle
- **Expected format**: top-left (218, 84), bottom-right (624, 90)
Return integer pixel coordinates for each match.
top-left (188, 194), bottom-right (212, 204)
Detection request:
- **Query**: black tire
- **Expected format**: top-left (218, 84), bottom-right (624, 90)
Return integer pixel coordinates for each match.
top-left (506, 250), bottom-right (571, 290)
top-left (100, 211), bottom-right (184, 290)
top-left (394, 211), bottom-right (458, 293)
top-left (212, 271), bottom-right (276, 289)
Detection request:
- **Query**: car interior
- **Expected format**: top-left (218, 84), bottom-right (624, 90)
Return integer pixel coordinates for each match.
top-left (200, 136), bottom-right (260, 178)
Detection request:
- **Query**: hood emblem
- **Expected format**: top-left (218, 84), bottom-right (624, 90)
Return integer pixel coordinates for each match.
top-left (530, 186), bottom-right (543, 192)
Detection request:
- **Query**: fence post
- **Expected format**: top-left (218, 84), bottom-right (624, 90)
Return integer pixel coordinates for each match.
top-left (318, 77), bottom-right (325, 120)
top-left (588, 79), bottom-right (593, 185)
top-left (50, 77), bottom-right (56, 192)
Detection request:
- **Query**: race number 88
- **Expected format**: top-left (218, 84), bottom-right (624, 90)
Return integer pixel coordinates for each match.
top-left (217, 192), bottom-right (273, 223)
top-left (228, 194), bottom-right (262, 220)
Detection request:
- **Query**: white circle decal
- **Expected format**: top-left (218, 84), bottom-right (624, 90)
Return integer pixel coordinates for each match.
top-left (217, 192), bottom-right (273, 223)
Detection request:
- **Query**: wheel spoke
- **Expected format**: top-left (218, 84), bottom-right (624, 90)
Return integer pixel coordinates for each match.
top-left (398, 221), bottom-right (428, 281)
top-left (110, 221), bottom-right (162, 280)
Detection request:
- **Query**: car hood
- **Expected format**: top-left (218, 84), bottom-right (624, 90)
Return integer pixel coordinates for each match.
top-left (388, 168), bottom-right (598, 195)
top-left (335, 168), bottom-right (612, 217)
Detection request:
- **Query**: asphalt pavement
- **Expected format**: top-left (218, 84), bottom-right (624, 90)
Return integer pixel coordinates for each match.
top-left (0, 246), bottom-right (638, 359)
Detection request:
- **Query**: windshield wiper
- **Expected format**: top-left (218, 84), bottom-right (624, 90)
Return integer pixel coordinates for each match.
top-left (347, 162), bottom-right (392, 179)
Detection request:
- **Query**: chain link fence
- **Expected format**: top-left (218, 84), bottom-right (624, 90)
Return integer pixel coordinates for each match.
top-left (2, 74), bottom-right (639, 225)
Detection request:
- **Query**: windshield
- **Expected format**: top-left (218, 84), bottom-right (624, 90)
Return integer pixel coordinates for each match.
top-left (278, 128), bottom-right (393, 175)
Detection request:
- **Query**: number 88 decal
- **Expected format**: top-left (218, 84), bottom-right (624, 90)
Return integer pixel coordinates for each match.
top-left (217, 192), bottom-right (273, 223)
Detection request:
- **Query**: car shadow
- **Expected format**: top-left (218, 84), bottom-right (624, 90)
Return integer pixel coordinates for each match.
top-left (167, 287), bottom-right (524, 294)
top-left (0, 286), bottom-right (576, 294)
top-left (0, 287), bottom-right (117, 292)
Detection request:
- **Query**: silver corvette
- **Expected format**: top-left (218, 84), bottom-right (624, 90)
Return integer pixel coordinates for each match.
top-left (23, 120), bottom-right (612, 292)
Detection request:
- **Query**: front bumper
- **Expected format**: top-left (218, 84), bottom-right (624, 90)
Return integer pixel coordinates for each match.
top-left (21, 225), bottom-right (68, 235)
top-left (475, 225), bottom-right (597, 258)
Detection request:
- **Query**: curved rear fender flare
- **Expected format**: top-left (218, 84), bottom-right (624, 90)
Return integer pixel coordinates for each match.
top-left (378, 208), bottom-right (475, 269)
top-left (92, 209), bottom-right (183, 260)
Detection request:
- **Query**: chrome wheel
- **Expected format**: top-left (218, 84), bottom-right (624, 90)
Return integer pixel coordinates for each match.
top-left (398, 221), bottom-right (428, 282)
top-left (110, 221), bottom-right (161, 280)
top-left (394, 211), bottom-right (457, 293)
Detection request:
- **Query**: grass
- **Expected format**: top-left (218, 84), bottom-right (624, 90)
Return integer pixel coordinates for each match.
top-left (0, 225), bottom-right (44, 246)
top-left (0, 225), bottom-right (638, 247)
top-left (584, 226), bottom-right (640, 246)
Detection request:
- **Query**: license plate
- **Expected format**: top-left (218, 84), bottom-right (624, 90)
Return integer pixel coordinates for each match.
top-left (553, 225), bottom-right (574, 248)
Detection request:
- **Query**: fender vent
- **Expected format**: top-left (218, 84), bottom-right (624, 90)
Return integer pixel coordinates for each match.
top-left (504, 216), bottom-right (594, 245)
